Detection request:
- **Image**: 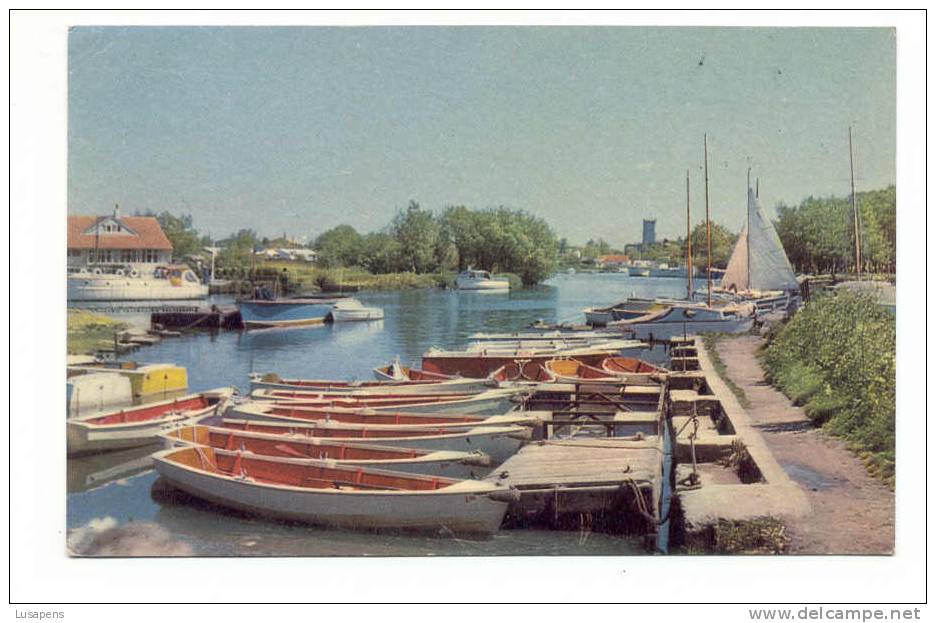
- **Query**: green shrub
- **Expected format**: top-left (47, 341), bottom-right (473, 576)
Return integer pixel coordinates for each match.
top-left (762, 291), bottom-right (895, 485)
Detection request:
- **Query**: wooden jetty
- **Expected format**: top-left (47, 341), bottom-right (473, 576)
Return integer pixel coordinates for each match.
top-left (151, 305), bottom-right (243, 331)
top-left (487, 437), bottom-right (665, 536)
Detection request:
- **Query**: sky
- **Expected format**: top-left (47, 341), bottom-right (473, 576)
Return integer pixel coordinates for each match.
top-left (68, 26), bottom-right (896, 247)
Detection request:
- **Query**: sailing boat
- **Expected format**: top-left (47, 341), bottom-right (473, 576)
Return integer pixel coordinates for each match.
top-left (591, 140), bottom-right (756, 340)
top-left (714, 178), bottom-right (801, 313)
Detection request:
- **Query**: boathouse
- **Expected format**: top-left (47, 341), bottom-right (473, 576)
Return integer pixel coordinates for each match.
top-left (67, 205), bottom-right (173, 271)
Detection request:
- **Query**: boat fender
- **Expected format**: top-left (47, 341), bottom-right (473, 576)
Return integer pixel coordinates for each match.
top-left (130, 269), bottom-right (139, 277)
top-left (92, 268), bottom-right (102, 275)
top-left (115, 269), bottom-right (125, 277)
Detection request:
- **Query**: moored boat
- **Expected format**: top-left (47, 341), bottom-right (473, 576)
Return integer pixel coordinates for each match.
top-left (66, 362), bottom-right (189, 403)
top-left (545, 357), bottom-right (666, 385)
top-left (455, 268), bottom-right (511, 291)
top-left (67, 388), bottom-right (236, 456)
top-left (67, 264), bottom-right (208, 302)
top-left (249, 387), bottom-right (524, 416)
top-left (220, 417), bottom-right (529, 465)
top-left (250, 370), bottom-right (493, 395)
top-left (329, 298), bottom-right (385, 322)
top-left (152, 446), bottom-right (511, 535)
top-left (67, 372), bottom-right (133, 418)
top-left (607, 303), bottom-right (755, 341)
top-left (162, 424), bottom-right (492, 479)
top-left (420, 340), bottom-right (646, 378)
top-left (225, 400), bottom-right (538, 429)
top-left (239, 295), bottom-right (347, 329)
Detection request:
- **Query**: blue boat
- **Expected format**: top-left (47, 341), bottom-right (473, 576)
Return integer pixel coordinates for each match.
top-left (239, 296), bottom-right (346, 329)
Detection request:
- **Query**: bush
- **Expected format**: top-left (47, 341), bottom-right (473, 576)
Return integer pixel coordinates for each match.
top-left (762, 291), bottom-right (895, 485)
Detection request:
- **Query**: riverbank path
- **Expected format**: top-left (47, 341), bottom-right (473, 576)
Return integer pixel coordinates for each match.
top-left (714, 335), bottom-right (894, 554)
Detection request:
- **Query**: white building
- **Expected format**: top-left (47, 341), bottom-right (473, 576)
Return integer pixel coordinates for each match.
top-left (67, 206), bottom-right (173, 272)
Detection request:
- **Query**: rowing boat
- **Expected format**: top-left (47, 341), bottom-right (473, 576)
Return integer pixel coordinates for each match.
top-left (420, 340), bottom-right (645, 378)
top-left (67, 387), bottom-right (236, 456)
top-left (250, 371), bottom-right (494, 395)
top-left (544, 358), bottom-right (665, 385)
top-left (152, 446), bottom-right (511, 535)
top-left (225, 400), bottom-right (537, 429)
top-left (162, 424), bottom-right (491, 479)
top-left (219, 418), bottom-right (529, 464)
top-left (248, 387), bottom-right (524, 416)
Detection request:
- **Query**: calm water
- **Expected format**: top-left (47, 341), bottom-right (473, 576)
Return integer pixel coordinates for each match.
top-left (67, 273), bottom-right (687, 556)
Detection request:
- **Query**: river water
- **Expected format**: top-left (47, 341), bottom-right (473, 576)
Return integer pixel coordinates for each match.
top-left (67, 273), bottom-right (687, 556)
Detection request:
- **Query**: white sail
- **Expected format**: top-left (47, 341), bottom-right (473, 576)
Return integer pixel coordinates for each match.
top-left (721, 188), bottom-right (798, 292)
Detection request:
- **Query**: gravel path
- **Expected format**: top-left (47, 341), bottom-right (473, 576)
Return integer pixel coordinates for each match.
top-left (714, 335), bottom-right (894, 554)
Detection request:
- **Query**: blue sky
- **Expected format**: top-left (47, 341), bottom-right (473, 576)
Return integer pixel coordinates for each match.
top-left (68, 26), bottom-right (895, 246)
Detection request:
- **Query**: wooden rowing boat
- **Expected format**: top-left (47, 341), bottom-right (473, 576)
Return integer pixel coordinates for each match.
top-left (225, 400), bottom-right (537, 429)
top-left (420, 340), bottom-right (644, 378)
top-left (543, 357), bottom-right (667, 385)
top-left (162, 424), bottom-right (491, 479)
top-left (248, 387), bottom-right (524, 416)
top-left (219, 418), bottom-right (529, 464)
top-left (67, 388), bottom-right (236, 456)
top-left (152, 446), bottom-right (512, 535)
top-left (249, 370), bottom-right (493, 395)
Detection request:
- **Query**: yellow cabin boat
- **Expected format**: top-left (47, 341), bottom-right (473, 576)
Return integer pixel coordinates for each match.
top-left (67, 362), bottom-right (188, 402)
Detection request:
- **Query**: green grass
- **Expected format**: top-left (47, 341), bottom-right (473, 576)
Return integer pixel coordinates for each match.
top-left (67, 310), bottom-right (127, 355)
top-left (684, 518), bottom-right (789, 555)
top-left (700, 333), bottom-right (751, 409)
top-left (252, 261), bottom-right (444, 291)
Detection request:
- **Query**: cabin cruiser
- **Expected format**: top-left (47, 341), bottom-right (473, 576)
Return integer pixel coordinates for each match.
top-left (67, 264), bottom-right (208, 301)
top-left (455, 268), bottom-right (510, 291)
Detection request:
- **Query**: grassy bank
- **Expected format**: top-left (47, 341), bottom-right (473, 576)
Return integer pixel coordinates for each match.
top-left (227, 261), bottom-right (524, 292)
top-left (761, 291), bottom-right (895, 487)
top-left (67, 310), bottom-right (128, 355)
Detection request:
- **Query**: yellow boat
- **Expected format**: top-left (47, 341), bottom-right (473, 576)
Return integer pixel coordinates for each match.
top-left (67, 361), bottom-right (188, 402)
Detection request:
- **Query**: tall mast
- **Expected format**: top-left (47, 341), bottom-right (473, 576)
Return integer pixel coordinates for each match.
top-left (849, 126), bottom-right (862, 280)
top-left (704, 133), bottom-right (712, 307)
top-left (686, 169), bottom-right (693, 300)
top-left (747, 169), bottom-right (752, 290)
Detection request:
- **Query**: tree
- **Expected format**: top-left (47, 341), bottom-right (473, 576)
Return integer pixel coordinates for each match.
top-left (148, 212), bottom-right (203, 260)
top-left (391, 201), bottom-right (439, 273)
top-left (216, 228), bottom-right (260, 274)
top-left (313, 225), bottom-right (365, 268)
top-left (687, 222), bottom-right (738, 270)
top-left (361, 232), bottom-right (405, 274)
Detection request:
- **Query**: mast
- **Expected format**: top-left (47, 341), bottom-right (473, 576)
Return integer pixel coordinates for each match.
top-left (686, 169), bottom-right (693, 300)
top-left (747, 169), bottom-right (752, 290)
top-left (849, 126), bottom-right (862, 280)
top-left (704, 134), bottom-right (712, 307)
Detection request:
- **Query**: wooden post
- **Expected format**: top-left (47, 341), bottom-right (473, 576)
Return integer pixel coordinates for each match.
top-left (704, 134), bottom-right (712, 307)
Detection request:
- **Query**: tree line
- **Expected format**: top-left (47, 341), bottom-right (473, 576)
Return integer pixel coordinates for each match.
top-left (313, 202), bottom-right (560, 286)
top-left (774, 186), bottom-right (896, 275)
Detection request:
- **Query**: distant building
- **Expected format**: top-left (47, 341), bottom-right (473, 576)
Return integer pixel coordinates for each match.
top-left (642, 219), bottom-right (656, 248)
top-left (595, 254), bottom-right (630, 269)
top-left (67, 205), bottom-right (173, 271)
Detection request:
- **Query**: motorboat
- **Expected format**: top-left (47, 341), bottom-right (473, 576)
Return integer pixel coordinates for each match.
top-left (67, 264), bottom-right (208, 302)
top-left (329, 298), bottom-right (384, 322)
top-left (455, 268), bottom-right (510, 291)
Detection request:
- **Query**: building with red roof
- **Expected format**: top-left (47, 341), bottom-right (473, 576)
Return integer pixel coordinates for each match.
top-left (67, 205), bottom-right (173, 270)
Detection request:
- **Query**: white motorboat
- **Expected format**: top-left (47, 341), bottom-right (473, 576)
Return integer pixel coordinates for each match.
top-left (67, 264), bottom-right (208, 302)
top-left (455, 268), bottom-right (510, 291)
top-left (329, 298), bottom-right (384, 322)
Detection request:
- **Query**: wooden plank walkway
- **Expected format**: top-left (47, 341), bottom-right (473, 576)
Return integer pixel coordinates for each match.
top-left (487, 438), bottom-right (662, 490)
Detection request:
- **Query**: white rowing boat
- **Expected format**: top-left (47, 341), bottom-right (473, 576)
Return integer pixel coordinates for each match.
top-left (152, 446), bottom-right (512, 535)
